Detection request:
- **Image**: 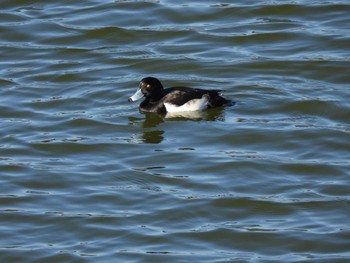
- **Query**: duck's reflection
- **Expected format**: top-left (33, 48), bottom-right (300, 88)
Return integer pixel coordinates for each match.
top-left (140, 130), bottom-right (164, 144)
top-left (128, 107), bottom-right (226, 144)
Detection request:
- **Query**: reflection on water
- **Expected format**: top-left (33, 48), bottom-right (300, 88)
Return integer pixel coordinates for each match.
top-left (128, 107), bottom-right (226, 143)
top-left (140, 130), bottom-right (165, 144)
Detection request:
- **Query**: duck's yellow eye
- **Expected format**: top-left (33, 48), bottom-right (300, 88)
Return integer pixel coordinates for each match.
top-left (146, 84), bottom-right (151, 89)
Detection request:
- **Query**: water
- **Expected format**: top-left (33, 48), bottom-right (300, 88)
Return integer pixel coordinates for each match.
top-left (1, 0), bottom-right (350, 262)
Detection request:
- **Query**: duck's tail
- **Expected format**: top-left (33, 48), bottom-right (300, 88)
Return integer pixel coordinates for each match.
top-left (207, 90), bottom-right (234, 108)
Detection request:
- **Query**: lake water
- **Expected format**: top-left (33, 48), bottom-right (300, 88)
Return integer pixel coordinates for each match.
top-left (1, 0), bottom-right (350, 262)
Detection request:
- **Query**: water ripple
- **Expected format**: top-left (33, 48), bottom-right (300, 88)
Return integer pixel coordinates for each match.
top-left (1, 0), bottom-right (350, 262)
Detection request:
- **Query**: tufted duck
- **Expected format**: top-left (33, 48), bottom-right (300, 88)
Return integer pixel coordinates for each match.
top-left (128, 77), bottom-right (232, 114)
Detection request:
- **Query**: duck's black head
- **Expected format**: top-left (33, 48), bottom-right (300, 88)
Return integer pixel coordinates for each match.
top-left (128, 77), bottom-right (164, 102)
top-left (140, 77), bottom-right (164, 98)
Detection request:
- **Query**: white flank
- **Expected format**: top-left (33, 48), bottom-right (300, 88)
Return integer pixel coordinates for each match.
top-left (164, 95), bottom-right (209, 113)
top-left (165, 110), bottom-right (207, 120)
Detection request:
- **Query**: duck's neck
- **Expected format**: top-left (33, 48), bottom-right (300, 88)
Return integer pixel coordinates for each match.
top-left (149, 89), bottom-right (165, 102)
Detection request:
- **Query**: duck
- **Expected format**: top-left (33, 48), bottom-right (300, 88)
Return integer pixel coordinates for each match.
top-left (128, 77), bottom-right (233, 114)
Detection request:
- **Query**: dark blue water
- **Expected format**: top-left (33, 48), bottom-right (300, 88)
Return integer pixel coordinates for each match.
top-left (1, 0), bottom-right (350, 262)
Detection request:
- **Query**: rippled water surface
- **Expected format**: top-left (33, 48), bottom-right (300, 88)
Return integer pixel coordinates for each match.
top-left (1, 0), bottom-right (350, 262)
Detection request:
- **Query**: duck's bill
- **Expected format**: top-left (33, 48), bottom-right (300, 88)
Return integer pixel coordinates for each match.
top-left (128, 88), bottom-right (143, 102)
